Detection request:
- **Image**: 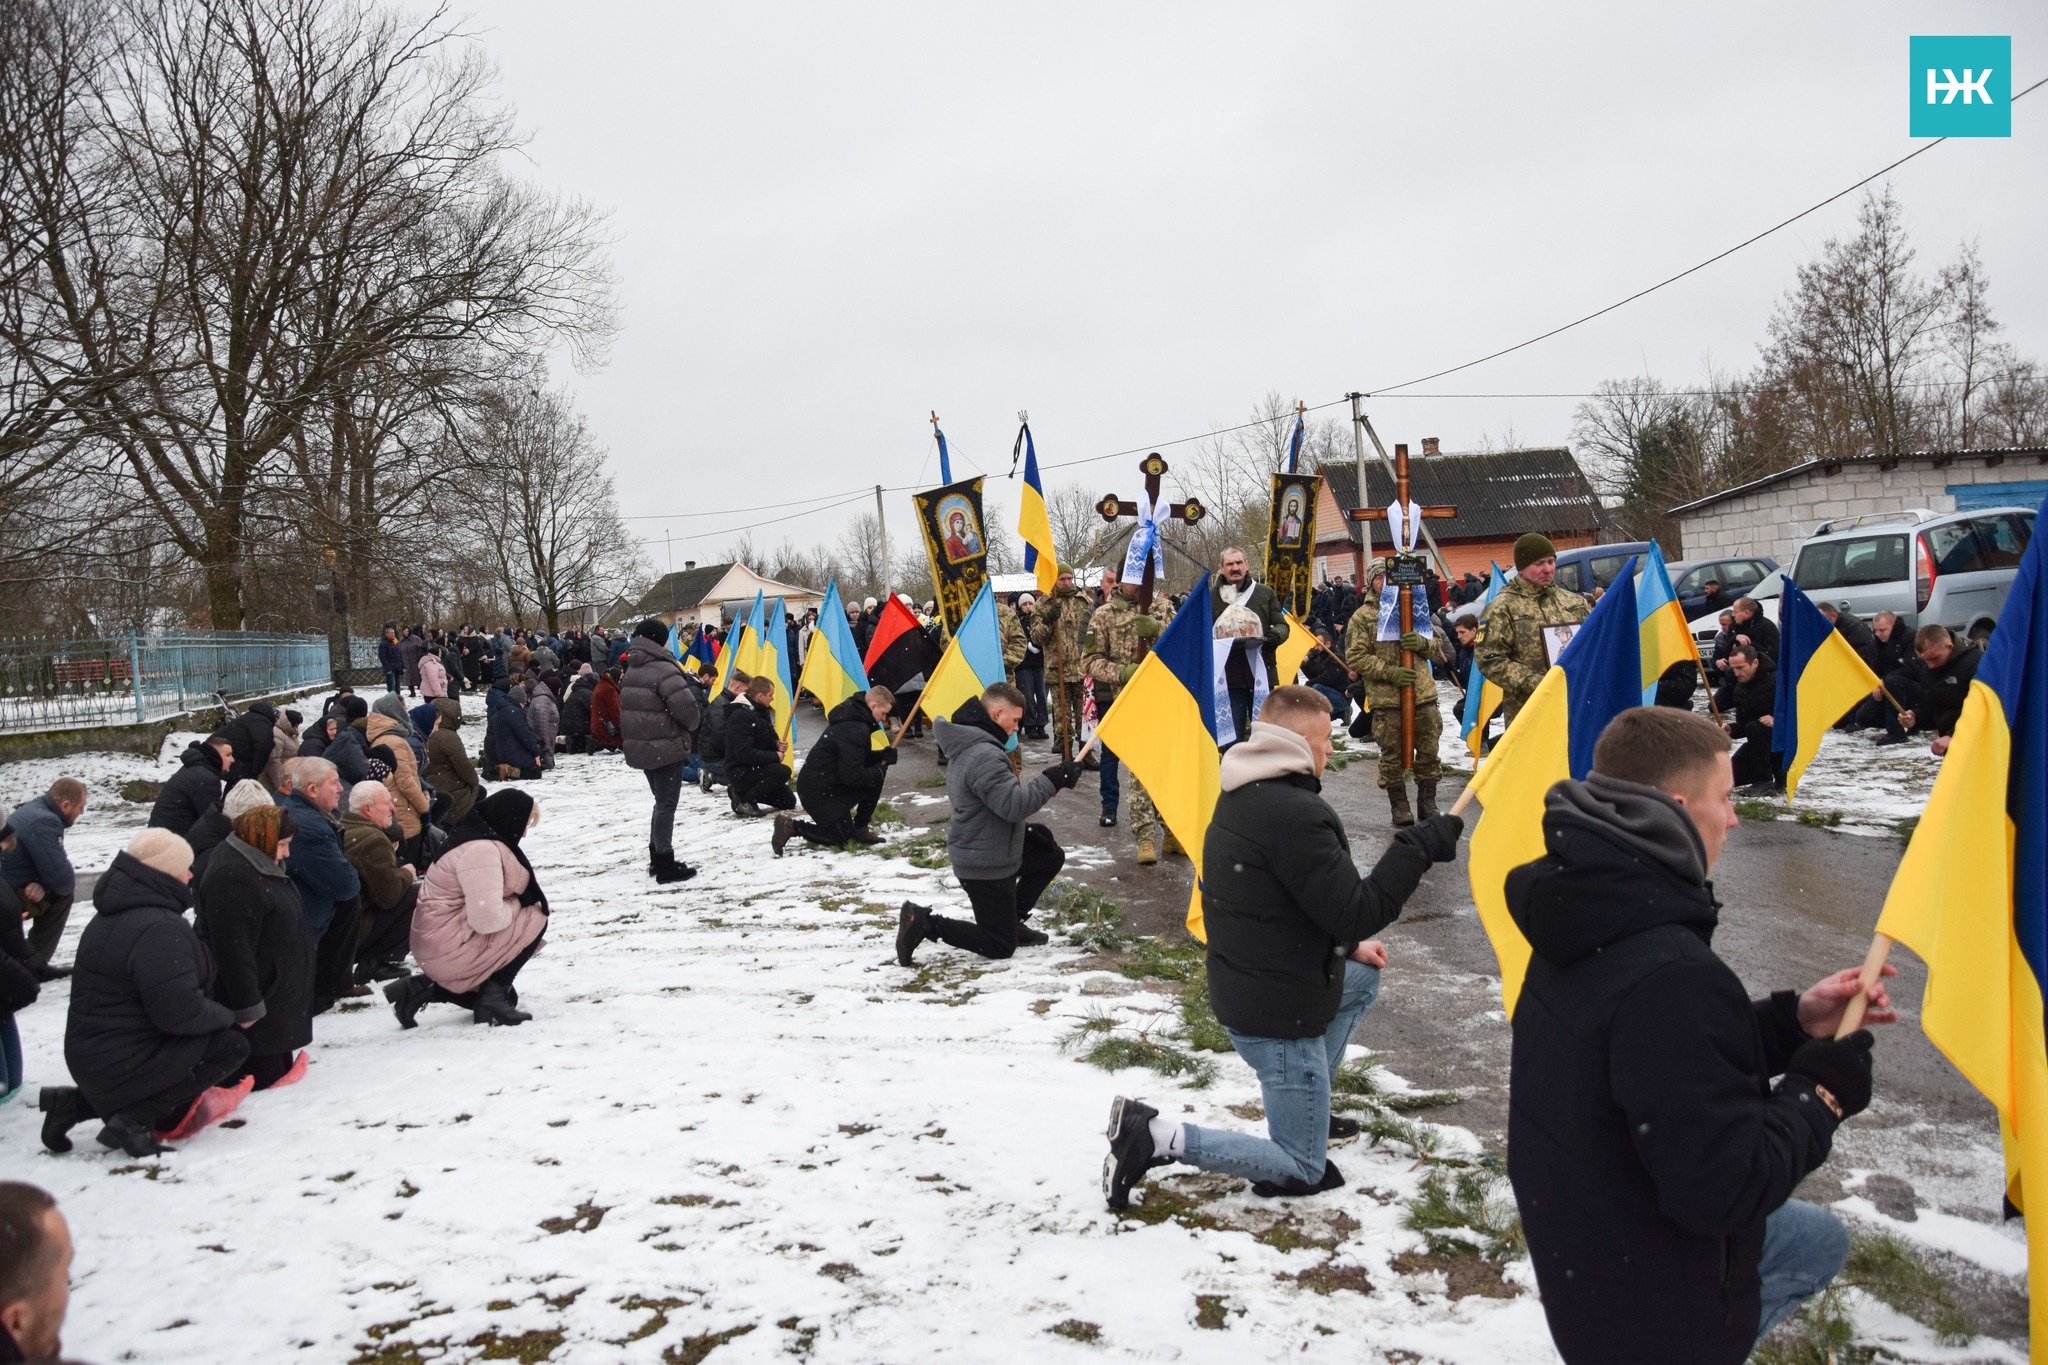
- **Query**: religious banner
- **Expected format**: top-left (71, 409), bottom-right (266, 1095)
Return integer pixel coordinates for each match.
top-left (912, 476), bottom-right (989, 633)
top-left (1266, 471), bottom-right (1318, 619)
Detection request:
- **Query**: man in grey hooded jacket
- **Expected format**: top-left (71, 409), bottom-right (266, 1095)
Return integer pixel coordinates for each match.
top-left (895, 684), bottom-right (1080, 964)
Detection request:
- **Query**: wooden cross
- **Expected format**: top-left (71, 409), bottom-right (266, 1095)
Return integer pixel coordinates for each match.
top-left (1346, 442), bottom-right (1457, 777)
top-left (1097, 453), bottom-right (1206, 612)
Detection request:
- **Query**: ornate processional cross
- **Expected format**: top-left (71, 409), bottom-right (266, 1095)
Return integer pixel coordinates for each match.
top-left (1097, 453), bottom-right (1205, 613)
top-left (1346, 442), bottom-right (1456, 775)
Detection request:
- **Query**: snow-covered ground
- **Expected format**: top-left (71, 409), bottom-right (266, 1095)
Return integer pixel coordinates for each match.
top-left (0, 689), bottom-right (2016, 1363)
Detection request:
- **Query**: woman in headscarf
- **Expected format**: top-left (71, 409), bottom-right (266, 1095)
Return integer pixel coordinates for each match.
top-left (385, 790), bottom-right (547, 1029)
top-left (423, 697), bottom-right (482, 826)
top-left (193, 804), bottom-right (315, 1091)
top-left (366, 694), bottom-right (433, 858)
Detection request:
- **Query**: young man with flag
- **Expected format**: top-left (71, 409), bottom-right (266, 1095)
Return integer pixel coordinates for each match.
top-left (1104, 686), bottom-right (1463, 1208)
top-left (895, 684), bottom-right (1081, 965)
top-left (1507, 706), bottom-right (1897, 1365)
top-left (723, 676), bottom-right (795, 818)
top-left (773, 686), bottom-right (897, 855)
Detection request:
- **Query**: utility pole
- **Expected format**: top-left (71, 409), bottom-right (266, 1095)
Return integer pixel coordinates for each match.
top-left (874, 483), bottom-right (889, 598)
top-left (1347, 393), bottom-right (1372, 583)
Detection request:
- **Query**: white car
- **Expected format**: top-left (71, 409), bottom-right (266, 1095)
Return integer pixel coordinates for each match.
top-left (1685, 569), bottom-right (1785, 650)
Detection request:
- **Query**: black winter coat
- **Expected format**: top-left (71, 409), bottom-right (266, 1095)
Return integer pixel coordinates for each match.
top-left (1730, 659), bottom-right (1776, 728)
top-left (1918, 640), bottom-right (1981, 737)
top-left (324, 722), bottom-right (373, 785)
top-left (560, 674), bottom-right (596, 740)
top-left (1201, 772), bottom-right (1430, 1038)
top-left (149, 741), bottom-right (226, 837)
top-left (699, 692), bottom-right (740, 763)
top-left (1507, 786), bottom-right (1839, 1364)
top-left (194, 836), bottom-right (315, 1057)
top-left (725, 699), bottom-right (783, 774)
top-left (185, 806), bottom-right (235, 876)
top-left (223, 702), bottom-right (278, 788)
top-left (620, 636), bottom-right (701, 770)
top-left (1733, 611), bottom-right (1779, 664)
top-left (1830, 608), bottom-right (1879, 669)
top-left (0, 881), bottom-right (39, 1019)
top-left (64, 852), bottom-right (236, 1115)
top-left (797, 696), bottom-right (891, 813)
top-left (485, 688), bottom-right (544, 771)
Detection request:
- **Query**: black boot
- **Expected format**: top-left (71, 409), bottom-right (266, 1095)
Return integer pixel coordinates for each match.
top-left (385, 973), bottom-right (433, 1030)
top-left (1387, 784), bottom-right (1415, 828)
top-left (473, 979), bottom-right (529, 1026)
top-left (1250, 1160), bottom-right (1346, 1199)
top-left (652, 850), bottom-right (695, 884)
top-left (1415, 780), bottom-right (1440, 821)
top-left (1103, 1096), bottom-right (1162, 1210)
top-left (38, 1085), bottom-right (87, 1154)
top-left (96, 1113), bottom-right (168, 1158)
top-left (771, 814), bottom-right (793, 857)
top-left (895, 902), bottom-right (931, 967)
top-left (1015, 923), bottom-right (1050, 947)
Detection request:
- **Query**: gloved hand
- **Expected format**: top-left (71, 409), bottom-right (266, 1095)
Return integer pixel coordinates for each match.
top-left (1382, 665), bottom-right (1418, 688)
top-left (1132, 615), bottom-right (1163, 641)
top-left (1398, 632), bottom-right (1431, 654)
top-left (1043, 761), bottom-right (1082, 790)
top-left (1118, 663), bottom-right (1139, 686)
top-left (878, 746), bottom-right (899, 766)
top-left (1393, 812), bottom-right (1464, 862)
top-left (1786, 1031), bottom-right (1874, 1119)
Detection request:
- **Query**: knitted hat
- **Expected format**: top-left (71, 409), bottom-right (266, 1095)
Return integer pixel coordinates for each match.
top-left (635, 617), bottom-right (670, 644)
top-left (1513, 533), bottom-right (1557, 571)
top-left (340, 695), bottom-right (370, 722)
top-left (126, 828), bottom-right (194, 879)
top-left (223, 779), bottom-right (276, 821)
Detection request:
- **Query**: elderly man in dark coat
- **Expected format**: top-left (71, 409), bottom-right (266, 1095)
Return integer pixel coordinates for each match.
top-left (620, 618), bottom-right (701, 884)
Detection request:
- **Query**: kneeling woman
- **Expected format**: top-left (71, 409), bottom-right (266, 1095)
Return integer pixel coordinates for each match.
top-left (386, 790), bottom-right (547, 1028)
top-left (193, 805), bottom-right (315, 1090)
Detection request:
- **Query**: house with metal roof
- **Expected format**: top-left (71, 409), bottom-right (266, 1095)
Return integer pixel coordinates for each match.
top-left (629, 561), bottom-right (825, 627)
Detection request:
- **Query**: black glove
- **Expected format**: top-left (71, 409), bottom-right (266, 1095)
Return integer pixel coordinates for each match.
top-left (1043, 761), bottom-right (1082, 790)
top-left (878, 746), bottom-right (899, 766)
top-left (1393, 812), bottom-right (1464, 863)
top-left (1785, 1030), bottom-right (1874, 1120)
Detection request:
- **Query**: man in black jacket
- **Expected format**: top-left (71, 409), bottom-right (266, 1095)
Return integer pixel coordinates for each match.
top-left (725, 676), bottom-right (796, 817)
top-left (774, 687), bottom-right (896, 854)
top-left (1103, 687), bottom-right (1462, 1209)
top-left (1722, 645), bottom-right (1779, 792)
top-left (222, 700), bottom-right (278, 789)
top-left (696, 668), bottom-right (750, 793)
top-left (1898, 625), bottom-right (1981, 757)
top-left (1852, 611), bottom-right (1924, 743)
top-left (1730, 595), bottom-right (1779, 664)
top-left (147, 734), bottom-right (233, 838)
top-left (1507, 705), bottom-right (1895, 1365)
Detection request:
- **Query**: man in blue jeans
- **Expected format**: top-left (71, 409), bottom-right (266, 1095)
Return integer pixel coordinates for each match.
top-left (1104, 686), bottom-right (1462, 1203)
top-left (1502, 705), bottom-right (1894, 1362)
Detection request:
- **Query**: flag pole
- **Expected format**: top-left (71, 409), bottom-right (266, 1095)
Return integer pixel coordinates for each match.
top-left (1835, 934), bottom-right (1893, 1038)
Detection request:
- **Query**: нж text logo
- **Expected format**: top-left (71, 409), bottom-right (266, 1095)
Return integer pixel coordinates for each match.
top-left (1910, 37), bottom-right (2012, 137)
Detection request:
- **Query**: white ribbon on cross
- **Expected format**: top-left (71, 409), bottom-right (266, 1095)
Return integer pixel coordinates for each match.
top-left (1384, 499), bottom-right (1423, 553)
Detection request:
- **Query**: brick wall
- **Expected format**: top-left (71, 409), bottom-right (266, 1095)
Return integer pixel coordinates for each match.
top-left (1673, 455), bottom-right (2048, 565)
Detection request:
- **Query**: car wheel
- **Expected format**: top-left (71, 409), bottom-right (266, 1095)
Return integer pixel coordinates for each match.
top-left (1968, 620), bottom-right (1994, 643)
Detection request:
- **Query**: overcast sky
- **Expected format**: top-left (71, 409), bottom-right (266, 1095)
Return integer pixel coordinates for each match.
top-left (475, 1), bottom-right (2047, 568)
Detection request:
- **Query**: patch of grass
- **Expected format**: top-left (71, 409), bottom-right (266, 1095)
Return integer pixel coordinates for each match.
top-left (1112, 1178), bottom-right (1230, 1232)
top-left (1175, 972), bottom-right (1231, 1054)
top-left (1794, 808), bottom-right (1844, 829)
top-left (468, 1328), bottom-right (564, 1362)
top-left (1331, 1055), bottom-right (1459, 1113)
top-left (119, 778), bottom-right (163, 803)
top-left (895, 830), bottom-right (951, 869)
top-left (537, 1202), bottom-right (608, 1235)
top-left (1193, 1295), bottom-right (1235, 1329)
top-left (664, 1323), bottom-right (756, 1364)
top-left (1735, 798), bottom-right (1781, 821)
top-left (916, 771), bottom-right (946, 788)
top-left (1842, 1234), bottom-right (1972, 1344)
top-left (1895, 814), bottom-right (1921, 842)
top-left (1282, 1261), bottom-right (1375, 1296)
top-left (899, 955), bottom-right (993, 1006)
top-left (1389, 1250), bottom-right (1516, 1300)
top-left (1038, 880), bottom-right (1129, 954)
top-left (1118, 933), bottom-right (1203, 983)
top-left (870, 800), bottom-right (905, 827)
top-left (1403, 1168), bottom-right (1523, 1261)
top-left (1751, 1293), bottom-right (1868, 1365)
top-left (1071, 1034), bottom-right (1218, 1088)
top-left (817, 1262), bottom-right (859, 1281)
top-left (655, 1194), bottom-right (713, 1207)
top-left (610, 1295), bottom-right (693, 1345)
top-left (1256, 1215), bottom-right (1344, 1254)
top-left (1048, 1319), bottom-right (1101, 1344)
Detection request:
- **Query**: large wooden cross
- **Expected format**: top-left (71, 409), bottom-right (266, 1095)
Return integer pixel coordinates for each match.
top-left (1346, 442), bottom-right (1457, 775)
top-left (1098, 453), bottom-right (1205, 612)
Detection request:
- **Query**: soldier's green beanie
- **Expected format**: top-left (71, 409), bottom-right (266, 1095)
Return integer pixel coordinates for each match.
top-left (1513, 533), bottom-right (1557, 571)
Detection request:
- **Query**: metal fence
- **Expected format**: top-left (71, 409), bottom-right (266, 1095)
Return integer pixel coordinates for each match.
top-left (0, 631), bottom-right (365, 734)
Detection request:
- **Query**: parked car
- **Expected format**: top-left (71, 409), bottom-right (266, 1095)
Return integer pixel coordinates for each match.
top-left (1687, 570), bottom-right (1787, 651)
top-left (1553, 542), bottom-right (1653, 596)
top-left (1664, 555), bottom-right (1778, 616)
top-left (1790, 506), bottom-right (2034, 641)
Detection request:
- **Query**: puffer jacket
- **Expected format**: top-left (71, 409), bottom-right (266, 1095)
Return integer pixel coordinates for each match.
top-left (485, 688), bottom-right (544, 773)
top-left (526, 686), bottom-right (560, 768)
top-left (411, 839), bottom-right (545, 994)
top-left (263, 711), bottom-right (301, 792)
top-left (560, 673), bottom-right (595, 741)
top-left (148, 740), bottom-right (226, 838)
top-left (192, 835), bottom-right (315, 1058)
top-left (424, 698), bottom-right (482, 824)
top-left (620, 635), bottom-right (700, 770)
top-left (935, 698), bottom-right (1056, 880)
top-left (366, 713), bottom-right (432, 838)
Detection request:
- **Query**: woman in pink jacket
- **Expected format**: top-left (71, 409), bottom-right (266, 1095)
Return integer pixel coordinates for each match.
top-left (418, 649), bottom-right (450, 700)
top-left (383, 790), bottom-right (547, 1028)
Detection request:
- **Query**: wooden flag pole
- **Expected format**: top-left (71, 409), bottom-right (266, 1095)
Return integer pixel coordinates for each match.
top-left (1835, 934), bottom-right (1894, 1038)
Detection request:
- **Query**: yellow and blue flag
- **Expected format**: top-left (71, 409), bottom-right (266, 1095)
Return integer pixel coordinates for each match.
top-left (757, 596), bottom-right (797, 745)
top-left (1096, 573), bottom-right (1223, 941)
top-left (1467, 562), bottom-right (1643, 1012)
top-left (1637, 542), bottom-right (1704, 707)
top-left (796, 581), bottom-right (870, 713)
top-left (1769, 579), bottom-right (1881, 801)
top-left (715, 592), bottom-right (762, 694)
top-left (1460, 563), bottom-right (1509, 756)
top-left (913, 581), bottom-right (1007, 727)
top-left (1016, 422), bottom-right (1059, 595)
top-left (1872, 497), bottom-right (2048, 1345)
top-left (1277, 611), bottom-right (1316, 685)
top-left (687, 625), bottom-right (719, 672)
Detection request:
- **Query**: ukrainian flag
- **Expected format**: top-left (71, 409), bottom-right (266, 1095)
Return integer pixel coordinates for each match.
top-left (911, 581), bottom-right (1007, 728)
top-left (1017, 423), bottom-right (1059, 595)
top-left (1637, 542), bottom-right (1703, 707)
top-left (797, 581), bottom-right (870, 713)
top-left (1770, 579), bottom-right (1881, 801)
top-left (1096, 574), bottom-right (1222, 941)
top-left (715, 592), bottom-right (762, 694)
top-left (1278, 611), bottom-right (1316, 685)
top-left (1466, 563), bottom-right (1642, 1012)
top-left (1873, 497), bottom-right (2048, 1344)
top-left (1460, 563), bottom-right (1508, 757)
top-left (757, 596), bottom-right (798, 745)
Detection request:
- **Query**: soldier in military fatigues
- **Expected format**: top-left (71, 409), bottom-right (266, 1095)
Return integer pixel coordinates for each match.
top-left (1029, 569), bottom-right (1092, 758)
top-left (1476, 532), bottom-right (1592, 725)
top-left (1082, 583), bottom-right (1164, 863)
top-left (1345, 564), bottom-right (1445, 826)
top-left (996, 598), bottom-right (1028, 683)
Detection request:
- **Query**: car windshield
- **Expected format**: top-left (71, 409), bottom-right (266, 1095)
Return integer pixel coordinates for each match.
top-left (1794, 534), bottom-right (1908, 589)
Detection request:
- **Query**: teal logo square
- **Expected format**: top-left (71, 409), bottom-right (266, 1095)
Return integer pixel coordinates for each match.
top-left (1910, 36), bottom-right (2011, 136)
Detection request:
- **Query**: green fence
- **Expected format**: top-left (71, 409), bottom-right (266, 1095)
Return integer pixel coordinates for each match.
top-left (0, 631), bottom-right (363, 734)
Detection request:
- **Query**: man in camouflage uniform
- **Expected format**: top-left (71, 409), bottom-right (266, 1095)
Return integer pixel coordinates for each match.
top-left (1083, 582), bottom-right (1165, 863)
top-left (1345, 563), bottom-right (1444, 826)
top-left (1029, 569), bottom-right (1092, 760)
top-left (996, 596), bottom-right (1029, 684)
top-left (1476, 533), bottom-right (1592, 725)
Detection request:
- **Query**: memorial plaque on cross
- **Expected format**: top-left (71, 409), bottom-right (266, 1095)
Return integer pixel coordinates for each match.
top-left (1346, 443), bottom-right (1457, 774)
top-left (1097, 453), bottom-right (1205, 613)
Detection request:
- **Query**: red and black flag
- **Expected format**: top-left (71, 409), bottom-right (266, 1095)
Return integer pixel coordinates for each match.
top-left (863, 596), bottom-right (942, 693)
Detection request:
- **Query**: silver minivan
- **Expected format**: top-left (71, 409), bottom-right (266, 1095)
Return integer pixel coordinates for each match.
top-left (1790, 506), bottom-right (2036, 640)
